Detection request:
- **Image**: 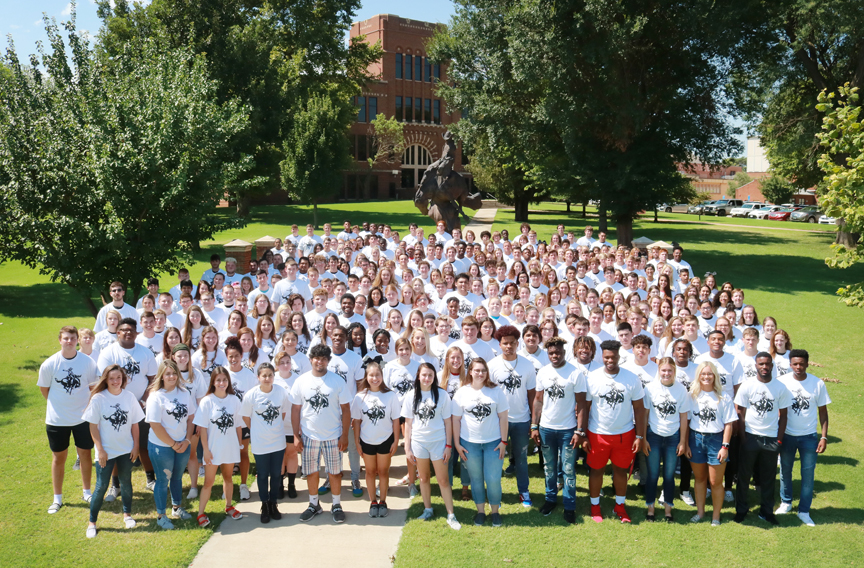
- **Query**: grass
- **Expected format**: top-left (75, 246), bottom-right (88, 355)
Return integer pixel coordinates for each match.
top-left (394, 204), bottom-right (864, 568)
top-left (2, 199), bottom-right (862, 567)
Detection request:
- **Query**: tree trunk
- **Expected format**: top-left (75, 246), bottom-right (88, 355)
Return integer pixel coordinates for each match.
top-left (616, 216), bottom-right (634, 247)
top-left (835, 219), bottom-right (860, 247)
top-left (313, 201), bottom-right (320, 230)
top-left (236, 192), bottom-right (251, 218)
top-left (582, 200), bottom-right (587, 218)
top-left (76, 285), bottom-right (100, 317)
top-left (654, 208), bottom-right (658, 223)
top-left (566, 201), bottom-right (571, 213)
top-left (513, 193), bottom-right (530, 222)
top-left (598, 203), bottom-right (608, 233)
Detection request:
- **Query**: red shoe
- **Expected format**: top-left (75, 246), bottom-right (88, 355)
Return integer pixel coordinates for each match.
top-left (613, 503), bottom-right (631, 523)
top-left (590, 504), bottom-right (603, 523)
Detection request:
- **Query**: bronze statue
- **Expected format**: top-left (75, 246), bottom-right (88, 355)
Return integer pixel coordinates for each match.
top-left (414, 131), bottom-right (482, 232)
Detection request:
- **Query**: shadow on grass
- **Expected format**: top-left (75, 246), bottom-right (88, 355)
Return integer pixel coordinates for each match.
top-left (817, 455), bottom-right (859, 466)
top-left (0, 383), bottom-right (21, 418)
top-left (0, 283), bottom-right (92, 319)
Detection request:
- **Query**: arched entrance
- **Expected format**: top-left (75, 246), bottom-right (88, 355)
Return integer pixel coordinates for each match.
top-left (400, 144), bottom-right (433, 189)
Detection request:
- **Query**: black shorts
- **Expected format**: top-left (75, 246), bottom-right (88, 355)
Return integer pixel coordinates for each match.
top-left (46, 422), bottom-right (94, 453)
top-left (242, 427), bottom-right (251, 441)
top-left (285, 435), bottom-right (295, 444)
top-left (399, 417), bottom-right (406, 425)
top-left (138, 419), bottom-right (150, 448)
top-left (360, 434), bottom-right (395, 456)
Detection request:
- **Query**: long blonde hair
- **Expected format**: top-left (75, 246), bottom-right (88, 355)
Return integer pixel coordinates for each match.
top-left (690, 361), bottom-right (723, 399)
top-left (150, 360), bottom-right (187, 394)
top-left (89, 365), bottom-right (128, 401)
top-left (441, 346), bottom-right (466, 385)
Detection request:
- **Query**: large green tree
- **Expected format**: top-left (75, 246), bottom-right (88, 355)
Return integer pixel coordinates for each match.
top-left (97, 0), bottom-right (381, 216)
top-left (0, 15), bottom-right (250, 314)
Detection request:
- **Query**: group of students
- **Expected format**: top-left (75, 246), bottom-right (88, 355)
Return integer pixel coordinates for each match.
top-left (39, 219), bottom-right (831, 537)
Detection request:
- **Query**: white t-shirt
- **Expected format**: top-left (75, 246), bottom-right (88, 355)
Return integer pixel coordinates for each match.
top-left (97, 343), bottom-right (158, 402)
top-left (401, 388), bottom-right (452, 444)
top-left (518, 348), bottom-right (550, 373)
top-left (146, 387), bottom-right (197, 446)
top-left (94, 302), bottom-right (139, 333)
top-left (451, 385), bottom-right (509, 444)
top-left (192, 394), bottom-right (242, 465)
top-left (695, 352), bottom-right (743, 398)
top-left (38, 351), bottom-right (100, 426)
top-left (272, 278), bottom-right (312, 305)
top-left (488, 356), bottom-right (537, 424)
top-left (328, 349), bottom-right (364, 398)
top-left (181, 367), bottom-right (208, 402)
top-left (535, 362), bottom-right (587, 430)
top-left (674, 362), bottom-right (699, 392)
top-left (351, 390), bottom-right (401, 445)
top-left (585, 367), bottom-right (644, 435)
top-left (191, 349), bottom-right (228, 378)
top-left (778, 373), bottom-right (832, 437)
top-left (92, 330), bottom-right (117, 361)
top-left (643, 381), bottom-right (691, 437)
top-left (451, 339), bottom-right (496, 372)
top-left (273, 374), bottom-right (298, 435)
top-left (429, 336), bottom-right (453, 368)
top-left (135, 334), bottom-right (163, 358)
top-left (438, 292), bottom-right (481, 319)
top-left (304, 310), bottom-right (332, 337)
top-left (734, 378), bottom-right (791, 437)
top-left (689, 390), bottom-right (737, 434)
top-left (290, 371), bottom-right (351, 441)
top-left (241, 385), bottom-right (290, 454)
top-left (227, 367), bottom-right (258, 402)
top-left (622, 360), bottom-right (658, 388)
top-left (383, 359), bottom-right (420, 403)
top-left (82, 389), bottom-right (145, 458)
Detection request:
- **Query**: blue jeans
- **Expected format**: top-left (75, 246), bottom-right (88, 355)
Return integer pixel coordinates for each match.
top-left (254, 449), bottom-right (286, 503)
top-left (148, 441), bottom-right (191, 515)
top-left (347, 430), bottom-right (360, 482)
top-left (448, 451), bottom-right (471, 488)
top-left (460, 438), bottom-right (503, 506)
top-left (539, 427), bottom-right (576, 510)
top-left (508, 421), bottom-right (531, 494)
top-left (645, 428), bottom-right (679, 507)
top-left (89, 453), bottom-right (133, 522)
top-left (779, 433), bottom-right (819, 513)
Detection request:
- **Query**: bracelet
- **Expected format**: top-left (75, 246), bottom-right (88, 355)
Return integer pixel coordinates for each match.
top-left (501, 441), bottom-right (508, 445)
top-left (721, 443), bottom-right (730, 449)
top-left (635, 435), bottom-right (643, 440)
top-left (530, 425), bottom-right (539, 431)
top-left (576, 430), bottom-right (586, 437)
top-left (821, 436), bottom-right (828, 440)
top-left (445, 444), bottom-right (452, 449)
top-left (777, 439), bottom-right (783, 445)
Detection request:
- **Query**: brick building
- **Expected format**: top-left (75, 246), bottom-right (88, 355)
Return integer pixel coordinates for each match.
top-left (344, 14), bottom-right (470, 200)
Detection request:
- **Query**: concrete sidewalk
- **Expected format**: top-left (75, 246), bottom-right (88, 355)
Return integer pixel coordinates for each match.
top-left (465, 201), bottom-right (499, 234)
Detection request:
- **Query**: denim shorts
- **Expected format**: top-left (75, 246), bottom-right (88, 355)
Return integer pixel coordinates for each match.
top-left (689, 430), bottom-right (724, 466)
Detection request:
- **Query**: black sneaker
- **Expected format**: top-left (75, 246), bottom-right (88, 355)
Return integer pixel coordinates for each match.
top-left (269, 501), bottom-right (282, 521)
top-left (278, 481), bottom-right (285, 500)
top-left (260, 503), bottom-right (270, 524)
top-left (540, 501), bottom-right (558, 516)
top-left (733, 511), bottom-right (747, 524)
top-left (287, 484), bottom-right (298, 499)
top-left (369, 502), bottom-right (380, 518)
top-left (503, 463), bottom-right (515, 477)
top-left (474, 512), bottom-right (487, 526)
top-left (491, 512), bottom-right (503, 527)
top-left (332, 504), bottom-right (346, 524)
top-left (563, 510), bottom-right (576, 524)
top-left (759, 512), bottom-right (779, 526)
top-left (378, 501), bottom-right (389, 518)
top-left (299, 503), bottom-right (323, 522)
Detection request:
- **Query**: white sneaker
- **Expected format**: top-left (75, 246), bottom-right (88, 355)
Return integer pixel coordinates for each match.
top-left (187, 487), bottom-right (198, 499)
top-left (73, 457), bottom-right (81, 471)
top-left (447, 513), bottom-right (462, 530)
top-left (82, 493), bottom-right (92, 504)
top-left (145, 479), bottom-right (156, 491)
top-left (124, 517), bottom-right (136, 529)
top-left (797, 512), bottom-right (815, 526)
top-left (104, 486), bottom-right (119, 503)
top-left (658, 490), bottom-right (664, 503)
top-left (775, 503), bottom-right (793, 515)
top-left (417, 508), bottom-right (434, 521)
top-left (239, 484), bottom-right (251, 501)
top-left (632, 471), bottom-right (640, 482)
top-left (724, 490), bottom-right (734, 502)
top-left (681, 491), bottom-right (695, 506)
top-left (86, 526), bottom-right (97, 539)
top-left (408, 484), bottom-right (420, 498)
top-left (198, 466), bottom-right (205, 477)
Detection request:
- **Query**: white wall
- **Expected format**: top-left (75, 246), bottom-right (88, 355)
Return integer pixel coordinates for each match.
top-left (747, 136), bottom-right (770, 173)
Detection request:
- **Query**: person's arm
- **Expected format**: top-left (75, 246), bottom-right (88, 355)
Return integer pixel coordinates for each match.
top-left (677, 411), bottom-right (689, 457)
top-left (526, 387), bottom-right (536, 417)
top-left (130, 422), bottom-right (140, 463)
top-left (452, 415), bottom-right (467, 460)
top-left (530, 391), bottom-right (543, 445)
top-left (736, 404), bottom-right (747, 443)
top-left (719, 421), bottom-right (733, 462)
top-left (817, 405), bottom-right (829, 454)
top-left (200, 426), bottom-right (212, 465)
top-left (631, 398), bottom-right (646, 453)
top-left (496, 409), bottom-right (509, 459)
top-left (443, 416), bottom-right (452, 464)
top-left (391, 416), bottom-right (400, 456)
top-left (40, 387), bottom-right (50, 401)
top-left (574, 391), bottom-right (588, 443)
top-left (352, 418), bottom-right (363, 458)
top-left (150, 422), bottom-right (185, 451)
top-left (580, 400), bottom-right (593, 452)
top-left (292, 403), bottom-right (304, 452)
top-left (404, 417), bottom-right (415, 464)
top-left (777, 407), bottom-right (787, 444)
top-left (339, 403), bottom-right (350, 451)
top-left (140, 375), bottom-right (155, 404)
top-left (90, 423), bottom-right (108, 467)
top-left (641, 406), bottom-right (652, 456)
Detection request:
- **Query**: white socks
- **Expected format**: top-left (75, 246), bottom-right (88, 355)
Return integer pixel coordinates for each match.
top-left (590, 497), bottom-right (600, 506)
top-left (54, 494), bottom-right (63, 505)
top-left (332, 495), bottom-right (341, 506)
top-left (310, 495), bottom-right (319, 506)
top-left (615, 495), bottom-right (626, 505)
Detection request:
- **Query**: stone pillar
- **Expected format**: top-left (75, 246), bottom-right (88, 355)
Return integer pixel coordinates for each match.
top-left (223, 239), bottom-right (253, 274)
top-left (255, 235), bottom-right (277, 260)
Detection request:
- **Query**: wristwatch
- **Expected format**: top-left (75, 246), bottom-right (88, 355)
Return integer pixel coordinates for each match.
top-left (721, 443), bottom-right (730, 449)
top-left (575, 429), bottom-right (586, 437)
top-left (635, 435), bottom-right (643, 440)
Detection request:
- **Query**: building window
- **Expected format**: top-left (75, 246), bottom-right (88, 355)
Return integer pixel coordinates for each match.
top-left (433, 100), bottom-right (441, 124)
top-left (368, 97), bottom-right (377, 122)
top-left (400, 144), bottom-right (433, 189)
top-left (395, 96), bottom-right (402, 122)
top-left (425, 58), bottom-right (432, 82)
top-left (405, 54), bottom-right (413, 80)
top-left (405, 97), bottom-right (412, 122)
top-left (356, 96), bottom-right (366, 122)
top-left (415, 55), bottom-right (422, 81)
top-left (434, 63), bottom-right (441, 81)
top-left (358, 135), bottom-right (368, 162)
top-left (414, 98), bottom-right (421, 122)
top-left (395, 53), bottom-right (402, 79)
top-left (424, 99), bottom-right (431, 123)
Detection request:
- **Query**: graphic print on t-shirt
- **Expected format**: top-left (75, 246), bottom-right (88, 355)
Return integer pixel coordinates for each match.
top-left (362, 399), bottom-right (387, 425)
top-left (329, 364), bottom-right (348, 382)
top-left (103, 404), bottom-right (129, 431)
top-left (466, 401), bottom-right (492, 420)
top-left (391, 370), bottom-right (414, 396)
top-left (306, 387), bottom-right (330, 414)
top-left (750, 392), bottom-right (774, 417)
top-left (697, 402), bottom-right (717, 426)
top-left (56, 368), bottom-right (83, 394)
top-left (790, 390), bottom-right (810, 416)
top-left (166, 398), bottom-right (189, 423)
top-left (121, 356), bottom-right (141, 380)
top-left (499, 370), bottom-right (522, 395)
top-left (233, 383), bottom-right (247, 401)
top-left (599, 383), bottom-right (625, 409)
top-left (212, 406), bottom-right (234, 434)
top-left (256, 401), bottom-right (281, 425)
top-left (415, 398), bottom-right (437, 426)
top-left (545, 379), bottom-right (565, 401)
top-left (652, 394), bottom-right (677, 420)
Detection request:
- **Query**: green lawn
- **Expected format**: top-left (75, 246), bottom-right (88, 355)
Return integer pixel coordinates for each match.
top-left (2, 200), bottom-right (862, 567)
top-left (395, 205), bottom-right (864, 568)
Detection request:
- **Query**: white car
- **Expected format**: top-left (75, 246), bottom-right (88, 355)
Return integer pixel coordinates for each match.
top-left (730, 202), bottom-right (766, 217)
top-left (749, 205), bottom-right (782, 219)
top-left (818, 215), bottom-right (837, 225)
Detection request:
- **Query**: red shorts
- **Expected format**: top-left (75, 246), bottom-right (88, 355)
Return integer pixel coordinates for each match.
top-left (586, 429), bottom-right (636, 470)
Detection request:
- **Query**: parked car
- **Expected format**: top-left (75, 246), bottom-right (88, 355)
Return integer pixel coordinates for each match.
top-left (688, 200), bottom-right (715, 214)
top-left (729, 202), bottom-right (766, 217)
top-left (767, 207), bottom-right (800, 221)
top-left (704, 199), bottom-right (744, 216)
top-left (749, 205), bottom-right (783, 219)
top-left (790, 205), bottom-right (822, 223)
top-left (656, 203), bottom-right (689, 213)
top-left (818, 215), bottom-right (837, 225)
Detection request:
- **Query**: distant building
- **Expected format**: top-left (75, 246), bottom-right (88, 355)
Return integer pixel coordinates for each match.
top-left (345, 14), bottom-right (471, 200)
top-left (677, 162), bottom-right (743, 199)
top-left (747, 136), bottom-right (770, 173)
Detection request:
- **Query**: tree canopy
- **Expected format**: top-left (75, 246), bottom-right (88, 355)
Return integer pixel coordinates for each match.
top-left (760, 176), bottom-right (796, 205)
top-left (0, 15), bottom-right (251, 314)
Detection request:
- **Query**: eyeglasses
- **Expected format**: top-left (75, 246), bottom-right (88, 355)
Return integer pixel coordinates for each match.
top-left (111, 288), bottom-right (123, 293)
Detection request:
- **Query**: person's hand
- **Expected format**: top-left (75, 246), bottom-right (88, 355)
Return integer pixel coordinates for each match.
top-left (816, 437), bottom-right (827, 454)
top-left (294, 436), bottom-right (304, 453)
top-left (406, 448), bottom-right (416, 465)
top-left (677, 443), bottom-right (687, 457)
top-left (203, 449), bottom-right (213, 466)
top-left (718, 446), bottom-right (729, 463)
top-left (685, 444), bottom-right (692, 459)
top-left (338, 434), bottom-right (349, 453)
top-left (581, 437), bottom-right (592, 453)
top-left (129, 446), bottom-right (139, 464)
top-left (632, 437), bottom-right (642, 454)
top-left (443, 445), bottom-right (452, 464)
top-left (530, 429), bottom-right (541, 445)
top-left (390, 441), bottom-right (398, 457)
top-left (356, 439), bottom-right (364, 459)
top-left (496, 442), bottom-right (507, 460)
top-left (642, 440), bottom-right (652, 456)
top-left (456, 443), bottom-right (468, 461)
top-left (569, 433), bottom-right (581, 449)
top-left (97, 448), bottom-right (108, 468)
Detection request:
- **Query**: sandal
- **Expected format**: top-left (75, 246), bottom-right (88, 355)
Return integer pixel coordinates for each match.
top-left (197, 513), bottom-right (211, 528)
top-left (225, 506), bottom-right (243, 520)
top-left (395, 475), bottom-right (411, 487)
top-left (665, 514), bottom-right (674, 523)
top-left (645, 513), bottom-right (656, 522)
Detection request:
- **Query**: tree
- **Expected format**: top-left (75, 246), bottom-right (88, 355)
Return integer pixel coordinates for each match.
top-left (816, 85), bottom-right (864, 307)
top-left (0, 15), bottom-right (250, 315)
top-left (281, 93), bottom-right (353, 229)
top-left (726, 171), bottom-right (753, 197)
top-left (760, 176), bottom-right (796, 205)
top-left (365, 114), bottom-right (405, 198)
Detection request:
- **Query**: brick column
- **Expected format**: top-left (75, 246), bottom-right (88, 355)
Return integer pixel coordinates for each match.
top-left (223, 239), bottom-right (253, 274)
top-left (255, 235), bottom-right (277, 260)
